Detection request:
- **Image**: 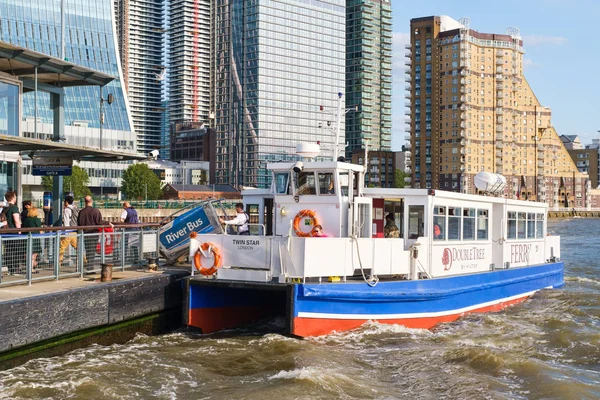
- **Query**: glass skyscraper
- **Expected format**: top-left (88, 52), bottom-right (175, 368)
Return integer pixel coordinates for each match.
top-left (0, 0), bottom-right (134, 150)
top-left (345, 0), bottom-right (393, 159)
top-left (114, 0), bottom-right (165, 154)
top-left (214, 0), bottom-right (346, 188)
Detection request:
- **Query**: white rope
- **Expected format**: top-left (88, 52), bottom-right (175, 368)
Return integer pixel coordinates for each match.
top-left (351, 234), bottom-right (378, 287)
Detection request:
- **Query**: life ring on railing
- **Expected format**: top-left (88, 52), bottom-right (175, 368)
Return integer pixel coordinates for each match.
top-left (293, 209), bottom-right (321, 237)
top-left (192, 242), bottom-right (222, 276)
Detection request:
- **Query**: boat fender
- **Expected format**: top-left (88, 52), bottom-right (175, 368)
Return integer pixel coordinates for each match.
top-left (293, 209), bottom-right (321, 237)
top-left (192, 242), bottom-right (222, 276)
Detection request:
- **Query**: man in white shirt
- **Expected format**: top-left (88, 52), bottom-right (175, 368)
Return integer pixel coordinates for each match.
top-left (219, 203), bottom-right (249, 235)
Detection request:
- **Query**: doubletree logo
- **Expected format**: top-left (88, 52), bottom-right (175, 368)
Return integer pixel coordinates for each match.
top-left (442, 248), bottom-right (452, 271)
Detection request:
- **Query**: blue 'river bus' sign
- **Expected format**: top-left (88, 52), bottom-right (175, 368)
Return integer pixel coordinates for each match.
top-left (159, 205), bottom-right (217, 260)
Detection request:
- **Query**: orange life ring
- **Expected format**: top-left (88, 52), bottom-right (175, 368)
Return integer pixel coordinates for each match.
top-left (293, 210), bottom-right (321, 237)
top-left (192, 242), bottom-right (222, 276)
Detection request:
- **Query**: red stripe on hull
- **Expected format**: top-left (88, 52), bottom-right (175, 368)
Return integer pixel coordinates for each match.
top-left (189, 306), bottom-right (273, 334)
top-left (293, 295), bottom-right (529, 337)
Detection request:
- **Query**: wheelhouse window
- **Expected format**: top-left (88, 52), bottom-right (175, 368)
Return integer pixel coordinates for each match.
top-left (296, 172), bottom-right (316, 195)
top-left (318, 172), bottom-right (335, 195)
top-left (339, 172), bottom-right (349, 196)
top-left (273, 172), bottom-right (289, 194)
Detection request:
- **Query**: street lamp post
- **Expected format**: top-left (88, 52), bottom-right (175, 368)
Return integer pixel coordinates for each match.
top-left (144, 183), bottom-right (147, 204)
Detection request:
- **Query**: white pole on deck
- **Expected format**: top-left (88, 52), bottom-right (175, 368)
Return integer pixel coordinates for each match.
top-left (333, 92), bottom-right (343, 161)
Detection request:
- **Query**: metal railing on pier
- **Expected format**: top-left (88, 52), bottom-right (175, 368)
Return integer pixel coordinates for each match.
top-left (0, 223), bottom-right (161, 287)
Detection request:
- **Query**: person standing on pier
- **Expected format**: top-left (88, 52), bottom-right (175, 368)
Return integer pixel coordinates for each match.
top-left (78, 195), bottom-right (111, 271)
top-left (120, 201), bottom-right (139, 262)
top-left (4, 191), bottom-right (22, 274)
top-left (58, 195), bottom-right (81, 266)
top-left (219, 203), bottom-right (250, 235)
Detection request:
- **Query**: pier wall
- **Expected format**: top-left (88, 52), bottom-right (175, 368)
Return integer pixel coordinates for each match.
top-left (0, 270), bottom-right (189, 367)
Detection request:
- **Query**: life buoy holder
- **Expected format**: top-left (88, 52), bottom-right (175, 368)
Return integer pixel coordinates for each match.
top-left (192, 242), bottom-right (222, 276)
top-left (293, 209), bottom-right (321, 237)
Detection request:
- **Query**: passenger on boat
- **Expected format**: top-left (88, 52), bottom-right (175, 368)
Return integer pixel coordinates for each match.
top-left (311, 224), bottom-right (328, 237)
top-left (434, 223), bottom-right (443, 240)
top-left (219, 203), bottom-right (250, 235)
top-left (384, 213), bottom-right (400, 238)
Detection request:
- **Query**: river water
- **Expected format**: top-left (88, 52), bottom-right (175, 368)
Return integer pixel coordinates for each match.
top-left (0, 218), bottom-right (599, 399)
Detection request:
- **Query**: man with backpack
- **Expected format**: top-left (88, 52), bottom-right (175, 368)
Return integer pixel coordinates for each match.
top-left (58, 195), bottom-right (81, 265)
top-left (219, 202), bottom-right (250, 235)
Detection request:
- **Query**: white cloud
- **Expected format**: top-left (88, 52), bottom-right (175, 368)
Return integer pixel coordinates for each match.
top-left (523, 58), bottom-right (541, 70)
top-left (522, 34), bottom-right (568, 46)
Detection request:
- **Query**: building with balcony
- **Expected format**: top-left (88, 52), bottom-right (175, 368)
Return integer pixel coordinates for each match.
top-left (351, 149), bottom-right (396, 188)
top-left (213, 0), bottom-right (346, 188)
top-left (345, 0), bottom-right (393, 158)
top-left (406, 15), bottom-right (588, 208)
top-left (566, 138), bottom-right (600, 189)
top-left (114, 0), bottom-right (165, 154)
top-left (168, 0), bottom-right (211, 125)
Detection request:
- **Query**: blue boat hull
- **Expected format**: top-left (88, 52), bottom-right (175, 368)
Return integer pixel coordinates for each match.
top-left (185, 262), bottom-right (564, 337)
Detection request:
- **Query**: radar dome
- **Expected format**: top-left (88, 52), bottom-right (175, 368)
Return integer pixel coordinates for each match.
top-left (296, 143), bottom-right (320, 159)
top-left (474, 171), bottom-right (507, 194)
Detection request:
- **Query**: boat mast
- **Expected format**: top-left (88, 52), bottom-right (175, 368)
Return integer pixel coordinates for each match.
top-left (333, 92), bottom-right (343, 160)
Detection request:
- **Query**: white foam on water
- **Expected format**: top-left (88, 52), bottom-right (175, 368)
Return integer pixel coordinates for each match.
top-left (310, 320), bottom-right (432, 345)
top-left (248, 333), bottom-right (297, 346)
top-left (566, 276), bottom-right (600, 285)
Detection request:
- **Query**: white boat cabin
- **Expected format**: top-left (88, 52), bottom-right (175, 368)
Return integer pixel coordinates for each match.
top-left (193, 161), bottom-right (560, 283)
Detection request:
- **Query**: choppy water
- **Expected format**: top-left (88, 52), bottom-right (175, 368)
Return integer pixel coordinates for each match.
top-left (1, 218), bottom-right (599, 399)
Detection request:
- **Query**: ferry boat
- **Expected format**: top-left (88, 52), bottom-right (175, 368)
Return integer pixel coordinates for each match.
top-left (181, 146), bottom-right (563, 337)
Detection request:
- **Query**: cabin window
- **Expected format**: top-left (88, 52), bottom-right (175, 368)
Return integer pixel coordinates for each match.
top-left (477, 209), bottom-right (488, 240)
top-left (527, 213), bottom-right (536, 239)
top-left (448, 207), bottom-right (462, 240)
top-left (274, 173), bottom-right (289, 194)
top-left (296, 172), bottom-right (316, 195)
top-left (507, 211), bottom-right (517, 239)
top-left (433, 206), bottom-right (445, 240)
top-left (318, 172), bottom-right (335, 195)
top-left (408, 205), bottom-right (424, 239)
top-left (517, 212), bottom-right (526, 239)
top-left (339, 172), bottom-right (349, 196)
top-left (463, 208), bottom-right (475, 240)
top-left (536, 213), bottom-right (544, 238)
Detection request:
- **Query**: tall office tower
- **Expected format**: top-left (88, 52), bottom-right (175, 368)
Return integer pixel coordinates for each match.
top-left (214, 1), bottom-right (346, 188)
top-left (168, 0), bottom-right (212, 124)
top-left (406, 16), bottom-right (587, 208)
top-left (114, 0), bottom-right (165, 154)
top-left (0, 0), bottom-right (135, 151)
top-left (345, 0), bottom-right (393, 161)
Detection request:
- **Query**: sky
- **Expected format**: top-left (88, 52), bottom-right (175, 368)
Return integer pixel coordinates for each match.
top-left (390, 0), bottom-right (600, 150)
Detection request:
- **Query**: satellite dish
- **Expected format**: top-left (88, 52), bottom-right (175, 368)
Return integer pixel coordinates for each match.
top-left (296, 143), bottom-right (320, 159)
top-left (474, 171), bottom-right (507, 194)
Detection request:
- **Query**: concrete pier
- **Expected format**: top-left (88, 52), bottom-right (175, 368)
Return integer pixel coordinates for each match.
top-left (0, 268), bottom-right (190, 368)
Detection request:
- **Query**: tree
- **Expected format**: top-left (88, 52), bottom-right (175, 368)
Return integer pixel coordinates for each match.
top-left (42, 165), bottom-right (92, 199)
top-left (121, 163), bottom-right (163, 201)
top-left (394, 168), bottom-right (407, 188)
